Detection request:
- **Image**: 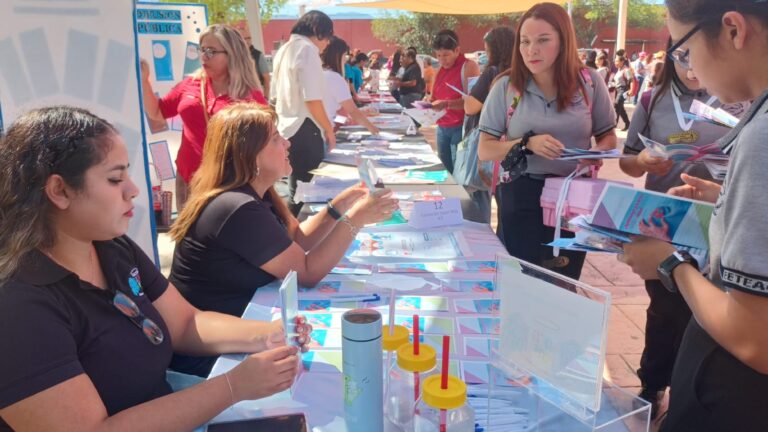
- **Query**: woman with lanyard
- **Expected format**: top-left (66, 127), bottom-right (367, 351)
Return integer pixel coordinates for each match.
top-left (478, 2), bottom-right (617, 279)
top-left (621, 1), bottom-right (768, 429)
top-left (429, 29), bottom-right (480, 175)
top-left (141, 24), bottom-right (266, 212)
top-left (618, 38), bottom-right (731, 420)
top-left (463, 26), bottom-right (515, 225)
top-left (0, 106), bottom-right (312, 431)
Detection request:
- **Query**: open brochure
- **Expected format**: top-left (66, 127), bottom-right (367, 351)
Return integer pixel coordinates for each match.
top-left (638, 134), bottom-right (726, 163)
top-left (589, 183), bottom-right (713, 250)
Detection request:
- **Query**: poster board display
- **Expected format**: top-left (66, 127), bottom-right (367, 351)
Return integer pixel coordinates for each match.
top-left (0, 0), bottom-right (156, 259)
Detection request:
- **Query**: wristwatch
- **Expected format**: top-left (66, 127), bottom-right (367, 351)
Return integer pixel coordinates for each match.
top-left (326, 199), bottom-right (342, 221)
top-left (657, 250), bottom-right (699, 293)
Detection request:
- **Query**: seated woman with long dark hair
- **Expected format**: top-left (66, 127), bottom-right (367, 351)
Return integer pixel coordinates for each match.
top-left (169, 102), bottom-right (398, 376)
top-left (0, 106), bottom-right (312, 431)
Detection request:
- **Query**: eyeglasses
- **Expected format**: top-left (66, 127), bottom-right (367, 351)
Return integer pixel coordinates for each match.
top-left (112, 290), bottom-right (164, 345)
top-left (667, 23), bottom-right (702, 70)
top-left (197, 47), bottom-right (228, 60)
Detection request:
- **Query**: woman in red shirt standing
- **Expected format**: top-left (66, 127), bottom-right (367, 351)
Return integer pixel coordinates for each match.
top-left (141, 24), bottom-right (266, 211)
top-left (429, 30), bottom-right (480, 174)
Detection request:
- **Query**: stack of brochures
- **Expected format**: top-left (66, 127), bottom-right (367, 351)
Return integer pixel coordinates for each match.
top-left (548, 184), bottom-right (713, 268)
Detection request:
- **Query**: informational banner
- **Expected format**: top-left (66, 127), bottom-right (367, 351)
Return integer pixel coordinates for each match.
top-left (0, 0), bottom-right (156, 260)
top-left (135, 2), bottom-right (208, 210)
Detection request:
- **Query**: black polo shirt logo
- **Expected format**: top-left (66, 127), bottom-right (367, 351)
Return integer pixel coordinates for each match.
top-left (128, 267), bottom-right (144, 296)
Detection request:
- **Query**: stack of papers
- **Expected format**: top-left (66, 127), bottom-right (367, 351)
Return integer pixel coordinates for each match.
top-left (556, 148), bottom-right (624, 160)
top-left (548, 184), bottom-right (714, 268)
top-left (549, 215), bottom-right (709, 268)
top-left (703, 156), bottom-right (729, 180)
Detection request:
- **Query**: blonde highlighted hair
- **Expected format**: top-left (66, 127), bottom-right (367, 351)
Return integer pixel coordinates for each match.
top-left (194, 24), bottom-right (263, 99)
top-left (170, 102), bottom-right (296, 242)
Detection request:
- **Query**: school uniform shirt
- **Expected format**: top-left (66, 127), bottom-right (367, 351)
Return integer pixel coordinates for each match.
top-left (0, 237), bottom-right (172, 430)
top-left (271, 34), bottom-right (326, 139)
top-left (321, 69), bottom-right (353, 125)
top-left (660, 90), bottom-right (768, 432)
top-left (478, 69), bottom-right (616, 177)
top-left (399, 62), bottom-right (425, 96)
top-left (170, 184), bottom-right (293, 317)
top-left (709, 91), bottom-right (768, 298)
top-left (159, 76), bottom-right (267, 183)
top-left (623, 81), bottom-right (731, 193)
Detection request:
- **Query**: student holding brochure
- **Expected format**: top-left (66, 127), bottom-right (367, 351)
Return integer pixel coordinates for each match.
top-left (478, 2), bottom-right (616, 280)
top-left (168, 103), bottom-right (398, 377)
top-left (618, 38), bottom-right (732, 418)
top-left (621, 1), bottom-right (768, 429)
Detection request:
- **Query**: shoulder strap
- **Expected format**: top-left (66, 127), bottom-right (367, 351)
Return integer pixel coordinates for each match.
top-left (578, 68), bottom-right (594, 112)
top-left (491, 82), bottom-right (521, 196)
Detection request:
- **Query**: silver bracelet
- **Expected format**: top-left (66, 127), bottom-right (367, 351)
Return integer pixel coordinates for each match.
top-left (340, 215), bottom-right (360, 238)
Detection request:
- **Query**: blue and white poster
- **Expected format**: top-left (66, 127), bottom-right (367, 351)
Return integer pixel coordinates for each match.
top-left (0, 0), bottom-right (156, 260)
top-left (136, 2), bottom-right (208, 212)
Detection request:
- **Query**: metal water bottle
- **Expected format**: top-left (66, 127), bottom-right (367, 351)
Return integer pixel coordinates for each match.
top-left (342, 309), bottom-right (384, 432)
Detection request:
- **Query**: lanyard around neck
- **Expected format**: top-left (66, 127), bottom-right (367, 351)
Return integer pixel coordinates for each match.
top-left (672, 90), bottom-right (717, 131)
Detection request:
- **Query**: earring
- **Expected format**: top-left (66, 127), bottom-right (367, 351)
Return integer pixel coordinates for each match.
top-left (255, 166), bottom-right (260, 177)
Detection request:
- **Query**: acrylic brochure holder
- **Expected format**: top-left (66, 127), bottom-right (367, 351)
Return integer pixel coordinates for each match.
top-left (487, 254), bottom-right (651, 431)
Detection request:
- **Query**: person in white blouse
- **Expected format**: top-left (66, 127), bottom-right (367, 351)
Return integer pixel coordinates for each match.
top-left (321, 37), bottom-right (380, 136)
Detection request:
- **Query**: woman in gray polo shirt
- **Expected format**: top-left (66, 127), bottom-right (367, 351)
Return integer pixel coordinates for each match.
top-left (622, 1), bottom-right (768, 429)
top-left (478, 2), bottom-right (616, 279)
top-left (619, 41), bottom-right (733, 419)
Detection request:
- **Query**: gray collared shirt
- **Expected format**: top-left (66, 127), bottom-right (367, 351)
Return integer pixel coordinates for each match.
top-left (479, 68), bottom-right (616, 176)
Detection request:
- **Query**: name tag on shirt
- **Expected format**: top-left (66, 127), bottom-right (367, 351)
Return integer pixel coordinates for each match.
top-left (408, 198), bottom-right (463, 229)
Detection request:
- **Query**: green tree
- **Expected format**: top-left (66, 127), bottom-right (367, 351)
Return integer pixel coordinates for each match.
top-left (160, 0), bottom-right (288, 24)
top-left (371, 13), bottom-right (511, 55)
top-left (570, 0), bottom-right (666, 47)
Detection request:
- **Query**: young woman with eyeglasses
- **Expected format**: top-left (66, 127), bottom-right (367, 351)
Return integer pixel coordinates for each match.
top-left (621, 1), bottom-right (768, 429)
top-left (140, 24), bottom-right (267, 212)
top-left (618, 37), bottom-right (736, 420)
top-left (0, 106), bottom-right (310, 431)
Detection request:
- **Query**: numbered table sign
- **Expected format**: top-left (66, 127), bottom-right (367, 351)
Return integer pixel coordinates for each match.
top-left (408, 197), bottom-right (463, 229)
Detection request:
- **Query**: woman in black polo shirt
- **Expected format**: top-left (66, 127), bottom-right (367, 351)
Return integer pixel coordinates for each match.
top-left (169, 102), bottom-right (398, 376)
top-left (0, 106), bottom-right (312, 431)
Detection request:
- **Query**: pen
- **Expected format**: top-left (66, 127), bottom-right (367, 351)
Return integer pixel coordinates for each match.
top-left (328, 293), bottom-right (381, 303)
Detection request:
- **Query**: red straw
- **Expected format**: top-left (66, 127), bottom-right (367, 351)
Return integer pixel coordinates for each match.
top-left (413, 314), bottom-right (420, 355)
top-left (441, 335), bottom-right (450, 389)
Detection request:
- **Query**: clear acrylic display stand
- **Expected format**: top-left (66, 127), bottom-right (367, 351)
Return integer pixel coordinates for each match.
top-left (484, 254), bottom-right (651, 431)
